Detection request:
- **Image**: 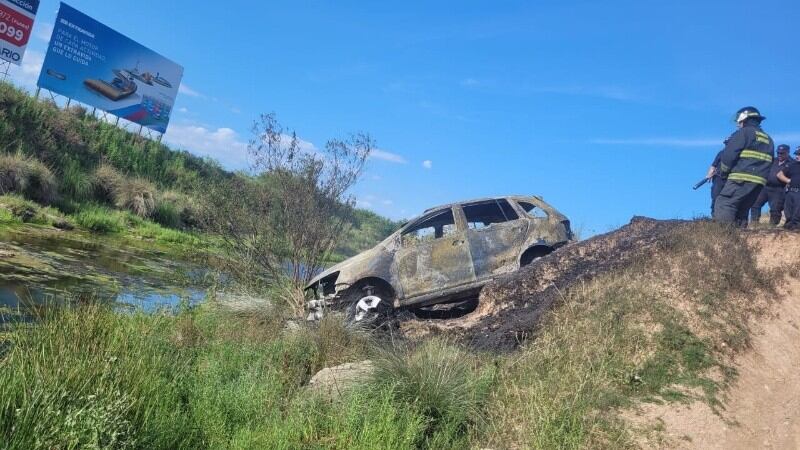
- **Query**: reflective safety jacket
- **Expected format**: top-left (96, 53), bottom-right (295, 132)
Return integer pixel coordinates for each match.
top-left (719, 125), bottom-right (775, 185)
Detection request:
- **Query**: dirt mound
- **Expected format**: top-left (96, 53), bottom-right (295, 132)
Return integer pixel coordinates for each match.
top-left (624, 231), bottom-right (800, 449)
top-left (399, 216), bottom-right (691, 351)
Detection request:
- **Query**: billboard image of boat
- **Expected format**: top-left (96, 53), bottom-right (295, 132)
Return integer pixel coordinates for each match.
top-left (36, 2), bottom-right (183, 133)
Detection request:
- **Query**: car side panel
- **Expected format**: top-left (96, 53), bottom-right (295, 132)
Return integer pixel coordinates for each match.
top-left (467, 219), bottom-right (529, 278)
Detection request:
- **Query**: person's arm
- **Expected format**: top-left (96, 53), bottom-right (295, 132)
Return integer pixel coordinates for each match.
top-left (777, 170), bottom-right (791, 185)
top-left (705, 165), bottom-right (716, 179)
top-left (719, 129), bottom-right (748, 174)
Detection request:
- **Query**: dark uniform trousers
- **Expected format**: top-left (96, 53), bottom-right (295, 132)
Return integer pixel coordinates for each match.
top-left (785, 188), bottom-right (800, 230)
top-left (711, 178), bottom-right (725, 216)
top-left (749, 185), bottom-right (786, 225)
top-left (713, 181), bottom-right (764, 227)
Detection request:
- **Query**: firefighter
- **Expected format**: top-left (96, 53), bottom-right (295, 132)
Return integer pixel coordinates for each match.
top-left (777, 155), bottom-right (800, 230)
top-left (749, 144), bottom-right (791, 225)
top-left (712, 106), bottom-right (775, 227)
top-left (706, 149), bottom-right (725, 215)
top-left (796, 146), bottom-right (800, 162)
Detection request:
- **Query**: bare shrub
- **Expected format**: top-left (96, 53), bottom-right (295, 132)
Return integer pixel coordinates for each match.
top-left (92, 164), bottom-right (156, 218)
top-left (200, 113), bottom-right (372, 288)
top-left (0, 153), bottom-right (58, 204)
top-left (116, 177), bottom-right (156, 218)
top-left (92, 164), bottom-right (124, 203)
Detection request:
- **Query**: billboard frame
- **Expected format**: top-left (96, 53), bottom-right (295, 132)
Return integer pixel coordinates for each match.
top-left (36, 2), bottom-right (182, 136)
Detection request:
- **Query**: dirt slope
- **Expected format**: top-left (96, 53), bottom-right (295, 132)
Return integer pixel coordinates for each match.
top-left (628, 232), bottom-right (800, 449)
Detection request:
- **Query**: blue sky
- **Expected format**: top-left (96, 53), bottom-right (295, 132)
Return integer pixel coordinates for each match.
top-left (7, 0), bottom-right (800, 235)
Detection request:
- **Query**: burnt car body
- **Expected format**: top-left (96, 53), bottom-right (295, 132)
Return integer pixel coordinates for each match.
top-left (305, 195), bottom-right (573, 321)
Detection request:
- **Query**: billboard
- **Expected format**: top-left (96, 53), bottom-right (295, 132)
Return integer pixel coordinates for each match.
top-left (0, 0), bottom-right (39, 65)
top-left (37, 3), bottom-right (183, 133)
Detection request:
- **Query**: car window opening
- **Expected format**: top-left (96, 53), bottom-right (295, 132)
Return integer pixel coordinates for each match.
top-left (401, 209), bottom-right (457, 246)
top-left (517, 201), bottom-right (549, 219)
top-left (463, 199), bottom-right (519, 230)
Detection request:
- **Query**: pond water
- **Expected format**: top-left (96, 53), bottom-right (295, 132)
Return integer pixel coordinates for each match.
top-left (0, 226), bottom-right (214, 320)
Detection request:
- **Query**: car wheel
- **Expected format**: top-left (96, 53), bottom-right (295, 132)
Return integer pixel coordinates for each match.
top-left (344, 286), bottom-right (394, 326)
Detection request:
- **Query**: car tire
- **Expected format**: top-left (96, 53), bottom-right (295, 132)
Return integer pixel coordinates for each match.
top-left (344, 286), bottom-right (394, 327)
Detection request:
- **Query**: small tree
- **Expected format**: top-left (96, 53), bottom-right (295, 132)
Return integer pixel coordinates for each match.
top-left (201, 113), bottom-right (372, 291)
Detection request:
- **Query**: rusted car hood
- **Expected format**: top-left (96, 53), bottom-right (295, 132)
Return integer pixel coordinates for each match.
top-left (305, 245), bottom-right (383, 289)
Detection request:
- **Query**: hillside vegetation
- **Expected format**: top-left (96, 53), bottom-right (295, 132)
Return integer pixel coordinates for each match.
top-left (0, 81), bottom-right (398, 258)
top-left (2, 219), bottom-right (795, 449)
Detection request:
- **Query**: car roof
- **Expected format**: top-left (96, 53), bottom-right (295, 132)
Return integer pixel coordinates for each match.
top-left (421, 195), bottom-right (542, 214)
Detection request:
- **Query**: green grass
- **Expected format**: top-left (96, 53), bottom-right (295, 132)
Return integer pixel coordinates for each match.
top-left (0, 302), bottom-right (487, 449)
top-left (72, 205), bottom-right (127, 233)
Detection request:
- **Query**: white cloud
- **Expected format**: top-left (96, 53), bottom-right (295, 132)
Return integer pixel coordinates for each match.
top-left (422, 160), bottom-right (433, 169)
top-left (382, 199), bottom-right (393, 206)
top-left (178, 83), bottom-right (204, 98)
top-left (370, 149), bottom-right (407, 164)
top-left (356, 200), bottom-right (373, 208)
top-left (35, 22), bottom-right (53, 42)
top-left (6, 50), bottom-right (44, 90)
top-left (589, 137), bottom-right (721, 147)
top-left (163, 124), bottom-right (248, 169)
top-left (178, 107), bottom-right (188, 113)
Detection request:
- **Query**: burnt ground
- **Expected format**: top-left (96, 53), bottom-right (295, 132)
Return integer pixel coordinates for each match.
top-left (396, 216), bottom-right (693, 352)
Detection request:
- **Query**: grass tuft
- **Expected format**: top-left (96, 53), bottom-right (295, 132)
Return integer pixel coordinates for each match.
top-left (0, 153), bottom-right (58, 204)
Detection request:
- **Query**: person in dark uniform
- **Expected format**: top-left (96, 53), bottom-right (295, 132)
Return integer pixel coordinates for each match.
top-left (777, 157), bottom-right (800, 230)
top-left (795, 146), bottom-right (800, 163)
top-left (749, 144), bottom-right (791, 225)
top-left (706, 149), bottom-right (726, 216)
top-left (713, 106), bottom-right (775, 227)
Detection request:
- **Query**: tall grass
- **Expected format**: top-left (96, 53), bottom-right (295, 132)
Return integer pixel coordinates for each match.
top-left (0, 302), bottom-right (482, 449)
top-left (0, 153), bottom-right (57, 204)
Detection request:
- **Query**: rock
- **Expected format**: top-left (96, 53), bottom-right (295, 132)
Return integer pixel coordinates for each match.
top-left (307, 360), bottom-right (375, 399)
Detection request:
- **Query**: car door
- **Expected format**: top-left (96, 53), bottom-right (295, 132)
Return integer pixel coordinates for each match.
top-left (394, 207), bottom-right (475, 299)
top-left (463, 199), bottom-right (528, 279)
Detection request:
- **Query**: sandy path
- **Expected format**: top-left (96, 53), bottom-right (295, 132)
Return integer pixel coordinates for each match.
top-left (633, 276), bottom-right (800, 449)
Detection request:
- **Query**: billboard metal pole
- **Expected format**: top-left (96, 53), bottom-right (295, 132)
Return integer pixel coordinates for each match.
top-left (34, 87), bottom-right (40, 99)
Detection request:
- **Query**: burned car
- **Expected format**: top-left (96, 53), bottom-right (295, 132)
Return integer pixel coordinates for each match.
top-left (305, 195), bottom-right (573, 322)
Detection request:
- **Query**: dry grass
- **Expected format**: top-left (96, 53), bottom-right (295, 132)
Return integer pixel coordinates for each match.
top-left (92, 164), bottom-right (156, 218)
top-left (0, 153), bottom-right (57, 204)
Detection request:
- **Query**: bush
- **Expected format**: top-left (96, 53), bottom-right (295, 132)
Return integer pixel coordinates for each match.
top-left (373, 339), bottom-right (495, 447)
top-left (73, 205), bottom-right (126, 233)
top-left (92, 163), bottom-right (124, 204)
top-left (152, 198), bottom-right (182, 229)
top-left (0, 194), bottom-right (69, 227)
top-left (92, 165), bottom-right (156, 218)
top-left (115, 177), bottom-right (156, 218)
top-left (60, 158), bottom-right (94, 202)
top-left (0, 153), bottom-right (58, 204)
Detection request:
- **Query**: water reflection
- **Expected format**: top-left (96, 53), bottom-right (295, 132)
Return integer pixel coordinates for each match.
top-left (0, 227), bottom-right (215, 321)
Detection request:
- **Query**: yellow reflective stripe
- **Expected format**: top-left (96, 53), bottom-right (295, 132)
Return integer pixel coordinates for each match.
top-left (755, 131), bottom-right (771, 144)
top-left (728, 172), bottom-right (766, 185)
top-left (740, 150), bottom-right (772, 162)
